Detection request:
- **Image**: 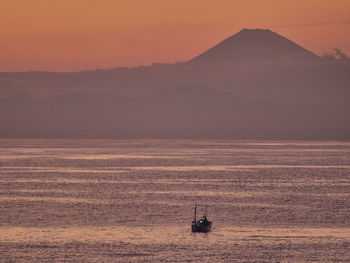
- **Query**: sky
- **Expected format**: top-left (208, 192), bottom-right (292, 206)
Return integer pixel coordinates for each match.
top-left (1, 0), bottom-right (350, 72)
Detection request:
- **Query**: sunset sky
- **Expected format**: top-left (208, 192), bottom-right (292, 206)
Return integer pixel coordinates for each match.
top-left (1, 0), bottom-right (350, 72)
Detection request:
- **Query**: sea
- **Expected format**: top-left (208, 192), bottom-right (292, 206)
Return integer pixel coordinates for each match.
top-left (0, 139), bottom-right (349, 262)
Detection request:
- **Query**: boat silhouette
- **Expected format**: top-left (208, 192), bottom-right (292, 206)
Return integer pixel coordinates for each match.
top-left (191, 203), bottom-right (212, 232)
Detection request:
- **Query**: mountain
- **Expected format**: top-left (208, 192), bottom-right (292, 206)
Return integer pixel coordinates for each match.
top-left (0, 29), bottom-right (345, 100)
top-left (0, 85), bottom-right (348, 139)
top-left (190, 28), bottom-right (319, 63)
top-left (0, 29), bottom-right (349, 139)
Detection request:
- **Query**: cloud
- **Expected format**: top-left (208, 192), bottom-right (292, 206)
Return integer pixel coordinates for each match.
top-left (268, 21), bottom-right (350, 28)
top-left (333, 48), bottom-right (348, 60)
top-left (322, 48), bottom-right (349, 60)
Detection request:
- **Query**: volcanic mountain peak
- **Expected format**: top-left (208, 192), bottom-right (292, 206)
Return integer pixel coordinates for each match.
top-left (190, 28), bottom-right (319, 63)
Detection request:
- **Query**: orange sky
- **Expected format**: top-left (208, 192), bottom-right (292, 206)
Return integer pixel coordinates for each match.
top-left (1, 0), bottom-right (350, 71)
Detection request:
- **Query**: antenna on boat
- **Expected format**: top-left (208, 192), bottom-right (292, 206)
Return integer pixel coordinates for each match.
top-left (194, 202), bottom-right (197, 222)
top-left (204, 205), bottom-right (207, 218)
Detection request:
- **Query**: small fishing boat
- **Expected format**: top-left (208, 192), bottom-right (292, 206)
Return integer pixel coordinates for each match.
top-left (191, 203), bottom-right (212, 232)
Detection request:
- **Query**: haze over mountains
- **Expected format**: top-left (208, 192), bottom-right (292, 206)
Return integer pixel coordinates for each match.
top-left (0, 29), bottom-right (349, 139)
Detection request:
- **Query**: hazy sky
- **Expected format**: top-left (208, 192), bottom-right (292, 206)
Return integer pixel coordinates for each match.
top-left (1, 0), bottom-right (350, 71)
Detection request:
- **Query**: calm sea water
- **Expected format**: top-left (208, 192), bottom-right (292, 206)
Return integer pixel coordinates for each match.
top-left (0, 139), bottom-right (349, 262)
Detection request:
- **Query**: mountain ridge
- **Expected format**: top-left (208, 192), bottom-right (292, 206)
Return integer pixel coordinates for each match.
top-left (190, 28), bottom-right (319, 63)
top-left (0, 28), bottom-right (349, 139)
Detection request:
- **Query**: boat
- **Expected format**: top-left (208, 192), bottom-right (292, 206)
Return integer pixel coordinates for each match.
top-left (191, 203), bottom-right (212, 232)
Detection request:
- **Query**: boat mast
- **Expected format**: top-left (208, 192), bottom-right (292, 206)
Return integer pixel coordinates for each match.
top-left (194, 202), bottom-right (197, 222)
top-left (204, 205), bottom-right (207, 218)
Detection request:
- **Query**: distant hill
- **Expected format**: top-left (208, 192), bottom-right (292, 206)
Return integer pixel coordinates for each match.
top-left (0, 29), bottom-right (349, 139)
top-left (0, 84), bottom-right (349, 139)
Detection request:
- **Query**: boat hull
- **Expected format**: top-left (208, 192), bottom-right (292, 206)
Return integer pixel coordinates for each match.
top-left (191, 221), bottom-right (212, 233)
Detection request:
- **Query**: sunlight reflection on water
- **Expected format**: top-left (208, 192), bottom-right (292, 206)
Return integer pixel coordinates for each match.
top-left (2, 226), bottom-right (349, 244)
